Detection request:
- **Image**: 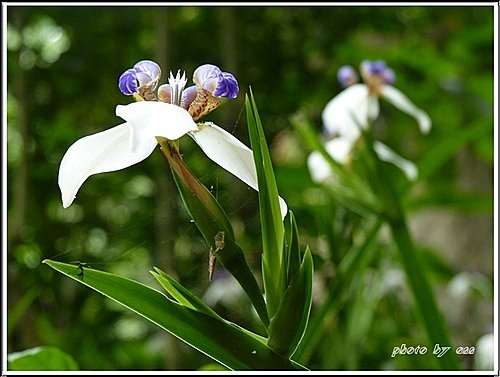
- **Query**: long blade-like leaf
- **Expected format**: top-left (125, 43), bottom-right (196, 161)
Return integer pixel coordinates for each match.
top-left (284, 211), bottom-right (301, 285)
top-left (417, 115), bottom-right (492, 180)
top-left (294, 220), bottom-right (382, 365)
top-left (43, 260), bottom-right (307, 371)
top-left (151, 267), bottom-right (220, 318)
top-left (267, 248), bottom-right (313, 358)
top-left (246, 89), bottom-right (286, 319)
top-left (8, 346), bottom-right (79, 371)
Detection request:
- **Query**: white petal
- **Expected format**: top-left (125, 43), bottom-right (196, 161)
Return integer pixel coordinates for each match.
top-left (367, 95), bottom-right (380, 121)
top-left (190, 122), bottom-right (288, 220)
top-left (307, 137), bottom-right (354, 182)
top-left (58, 122), bottom-right (157, 208)
top-left (322, 84), bottom-right (373, 141)
top-left (307, 151), bottom-right (332, 183)
top-left (380, 85), bottom-right (431, 134)
top-left (115, 101), bottom-right (198, 145)
top-left (324, 137), bottom-right (354, 164)
top-left (373, 141), bottom-right (418, 181)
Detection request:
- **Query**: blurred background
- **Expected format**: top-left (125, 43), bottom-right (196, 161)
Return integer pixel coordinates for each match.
top-left (6, 5), bottom-right (494, 371)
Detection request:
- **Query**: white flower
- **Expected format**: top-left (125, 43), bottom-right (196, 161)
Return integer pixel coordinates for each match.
top-left (59, 101), bottom-right (288, 219)
top-left (309, 60), bottom-right (431, 182)
top-left (307, 137), bottom-right (352, 183)
top-left (58, 62), bottom-right (288, 219)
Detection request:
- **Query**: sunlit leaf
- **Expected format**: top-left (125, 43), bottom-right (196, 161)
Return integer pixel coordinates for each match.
top-left (151, 267), bottom-right (220, 318)
top-left (42, 260), bottom-right (307, 371)
top-left (8, 346), bottom-right (79, 371)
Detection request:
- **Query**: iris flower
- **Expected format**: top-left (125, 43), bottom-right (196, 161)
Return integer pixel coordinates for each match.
top-left (308, 60), bottom-right (431, 182)
top-left (58, 60), bottom-right (287, 218)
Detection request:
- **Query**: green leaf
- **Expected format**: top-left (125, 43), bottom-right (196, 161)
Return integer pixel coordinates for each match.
top-left (417, 115), bottom-right (492, 180)
top-left (150, 267), bottom-right (220, 318)
top-left (8, 346), bottom-right (79, 371)
top-left (267, 248), bottom-right (313, 358)
top-left (246, 89), bottom-right (286, 319)
top-left (8, 286), bottom-right (39, 337)
top-left (42, 260), bottom-right (307, 371)
top-left (284, 211), bottom-right (301, 285)
top-left (294, 220), bottom-right (383, 365)
top-left (407, 189), bottom-right (493, 213)
top-left (157, 138), bottom-right (269, 328)
top-left (151, 267), bottom-right (269, 346)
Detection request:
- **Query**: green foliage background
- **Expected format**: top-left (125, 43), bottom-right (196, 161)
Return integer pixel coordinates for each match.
top-left (6, 4), bottom-right (494, 371)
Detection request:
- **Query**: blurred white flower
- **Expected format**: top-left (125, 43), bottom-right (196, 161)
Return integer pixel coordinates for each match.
top-left (474, 332), bottom-right (494, 370)
top-left (308, 60), bottom-right (431, 183)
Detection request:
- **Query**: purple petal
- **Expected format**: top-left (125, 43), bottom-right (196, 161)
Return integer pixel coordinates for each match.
top-left (180, 85), bottom-right (198, 109)
top-left (370, 60), bottom-right (387, 74)
top-left (360, 60), bottom-right (372, 78)
top-left (383, 68), bottom-right (395, 85)
top-left (193, 64), bottom-right (239, 98)
top-left (337, 65), bottom-right (358, 88)
top-left (118, 68), bottom-right (139, 96)
top-left (118, 60), bottom-right (161, 96)
top-left (133, 60), bottom-right (161, 86)
top-left (193, 64), bottom-right (222, 92)
top-left (212, 72), bottom-right (239, 98)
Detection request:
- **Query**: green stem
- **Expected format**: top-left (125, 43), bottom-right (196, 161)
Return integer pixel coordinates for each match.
top-left (388, 217), bottom-right (460, 369)
top-left (362, 130), bottom-right (460, 370)
top-left (156, 137), bottom-right (269, 328)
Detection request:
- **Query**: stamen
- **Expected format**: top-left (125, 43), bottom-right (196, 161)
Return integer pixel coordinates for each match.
top-left (168, 70), bottom-right (188, 106)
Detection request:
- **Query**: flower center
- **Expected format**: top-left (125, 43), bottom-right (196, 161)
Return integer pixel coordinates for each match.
top-left (168, 70), bottom-right (187, 106)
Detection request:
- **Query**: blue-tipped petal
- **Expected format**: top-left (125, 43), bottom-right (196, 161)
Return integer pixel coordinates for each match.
top-left (180, 85), bottom-right (198, 109)
top-left (370, 60), bottom-right (387, 74)
top-left (193, 64), bottom-right (222, 92)
top-left (118, 60), bottom-right (161, 96)
top-left (193, 64), bottom-right (239, 98)
top-left (213, 72), bottom-right (239, 98)
top-left (337, 65), bottom-right (358, 88)
top-left (133, 60), bottom-right (161, 86)
top-left (118, 69), bottom-right (139, 96)
top-left (383, 68), bottom-right (395, 85)
top-left (360, 59), bottom-right (372, 78)
top-left (158, 84), bottom-right (172, 103)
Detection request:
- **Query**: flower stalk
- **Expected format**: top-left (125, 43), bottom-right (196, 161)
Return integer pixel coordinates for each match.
top-left (156, 136), bottom-right (270, 328)
top-left (360, 128), bottom-right (460, 369)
